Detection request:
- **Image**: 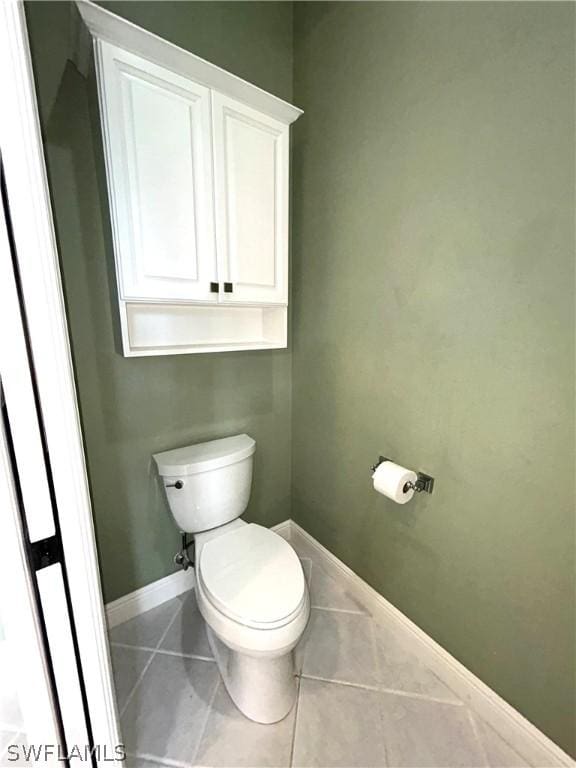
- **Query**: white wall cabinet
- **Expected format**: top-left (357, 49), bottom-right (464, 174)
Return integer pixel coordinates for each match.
top-left (98, 43), bottom-right (217, 304)
top-left (78, 1), bottom-right (301, 355)
top-left (212, 93), bottom-right (289, 306)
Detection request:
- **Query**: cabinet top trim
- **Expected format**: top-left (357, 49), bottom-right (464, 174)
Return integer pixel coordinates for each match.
top-left (74, 0), bottom-right (303, 125)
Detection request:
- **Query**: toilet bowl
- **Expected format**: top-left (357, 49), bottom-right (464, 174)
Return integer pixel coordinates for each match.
top-left (153, 435), bottom-right (310, 724)
top-left (196, 520), bottom-right (309, 722)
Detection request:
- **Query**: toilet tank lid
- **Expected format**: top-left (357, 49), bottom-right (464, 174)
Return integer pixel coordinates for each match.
top-left (153, 434), bottom-right (255, 476)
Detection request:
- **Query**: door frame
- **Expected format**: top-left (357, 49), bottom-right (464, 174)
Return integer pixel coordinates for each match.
top-left (0, 1), bottom-right (121, 762)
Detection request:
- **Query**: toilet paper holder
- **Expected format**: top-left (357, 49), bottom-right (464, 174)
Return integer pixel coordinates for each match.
top-left (370, 456), bottom-right (435, 495)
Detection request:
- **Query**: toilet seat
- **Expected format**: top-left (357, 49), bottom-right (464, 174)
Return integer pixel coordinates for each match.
top-left (198, 524), bottom-right (306, 630)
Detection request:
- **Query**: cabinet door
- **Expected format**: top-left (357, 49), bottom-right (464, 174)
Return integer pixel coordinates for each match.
top-left (212, 93), bottom-right (289, 305)
top-left (97, 41), bottom-right (217, 302)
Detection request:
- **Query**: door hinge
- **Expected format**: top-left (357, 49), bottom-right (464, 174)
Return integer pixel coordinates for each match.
top-left (30, 535), bottom-right (63, 571)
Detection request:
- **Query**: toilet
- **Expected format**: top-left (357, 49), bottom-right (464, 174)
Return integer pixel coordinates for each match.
top-left (153, 434), bottom-right (310, 724)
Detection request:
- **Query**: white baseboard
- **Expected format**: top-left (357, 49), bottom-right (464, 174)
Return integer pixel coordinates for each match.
top-left (104, 518), bottom-right (574, 767)
top-left (286, 520), bottom-right (574, 768)
top-left (271, 519), bottom-right (292, 539)
top-left (106, 568), bottom-right (195, 629)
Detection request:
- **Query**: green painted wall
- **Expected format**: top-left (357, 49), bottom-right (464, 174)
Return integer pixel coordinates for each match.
top-left (25, 0), bottom-right (294, 603)
top-left (25, 0), bottom-right (575, 754)
top-left (292, 1), bottom-right (575, 754)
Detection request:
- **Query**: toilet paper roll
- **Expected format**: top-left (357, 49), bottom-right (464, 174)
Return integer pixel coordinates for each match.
top-left (372, 461), bottom-right (417, 505)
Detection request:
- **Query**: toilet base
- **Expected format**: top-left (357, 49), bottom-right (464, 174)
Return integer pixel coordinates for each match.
top-left (206, 626), bottom-right (297, 724)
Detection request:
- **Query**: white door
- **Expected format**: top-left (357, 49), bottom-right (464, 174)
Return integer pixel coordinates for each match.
top-left (1, 4), bottom-right (121, 764)
top-left (212, 93), bottom-right (289, 305)
top-left (0, 406), bottom-right (63, 768)
top-left (0, 168), bottom-right (94, 765)
top-left (97, 41), bottom-right (217, 303)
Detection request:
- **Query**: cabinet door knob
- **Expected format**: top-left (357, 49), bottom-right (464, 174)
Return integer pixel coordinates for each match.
top-left (210, 282), bottom-right (219, 293)
top-left (224, 282), bottom-right (233, 293)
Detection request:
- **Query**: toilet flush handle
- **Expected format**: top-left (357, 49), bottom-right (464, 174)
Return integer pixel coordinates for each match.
top-left (165, 480), bottom-right (184, 489)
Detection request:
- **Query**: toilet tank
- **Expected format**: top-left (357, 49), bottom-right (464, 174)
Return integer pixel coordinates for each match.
top-left (153, 434), bottom-right (255, 534)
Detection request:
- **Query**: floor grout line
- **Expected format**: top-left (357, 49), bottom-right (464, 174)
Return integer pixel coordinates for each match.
top-left (310, 604), bottom-right (367, 615)
top-left (368, 610), bottom-right (383, 693)
top-left (155, 648), bottom-right (215, 663)
top-left (111, 641), bottom-right (215, 664)
top-left (118, 649), bottom-right (155, 721)
top-left (371, 682), bottom-right (391, 768)
top-left (300, 673), bottom-right (466, 706)
top-left (118, 603), bottom-right (184, 720)
top-left (190, 677), bottom-right (221, 767)
top-left (296, 552), bottom-right (370, 616)
top-left (288, 675), bottom-right (302, 768)
top-left (111, 641), bottom-right (161, 653)
top-left (467, 707), bottom-right (491, 768)
top-left (154, 600), bottom-right (186, 651)
top-left (307, 558), bottom-right (314, 597)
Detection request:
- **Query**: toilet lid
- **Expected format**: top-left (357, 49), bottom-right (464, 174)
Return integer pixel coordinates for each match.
top-left (199, 524), bottom-right (306, 629)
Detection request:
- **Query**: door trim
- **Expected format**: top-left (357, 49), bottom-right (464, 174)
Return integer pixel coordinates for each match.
top-left (0, 1), bottom-right (121, 763)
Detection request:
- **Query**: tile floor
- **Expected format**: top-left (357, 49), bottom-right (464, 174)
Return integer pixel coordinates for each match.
top-left (109, 539), bottom-right (532, 768)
